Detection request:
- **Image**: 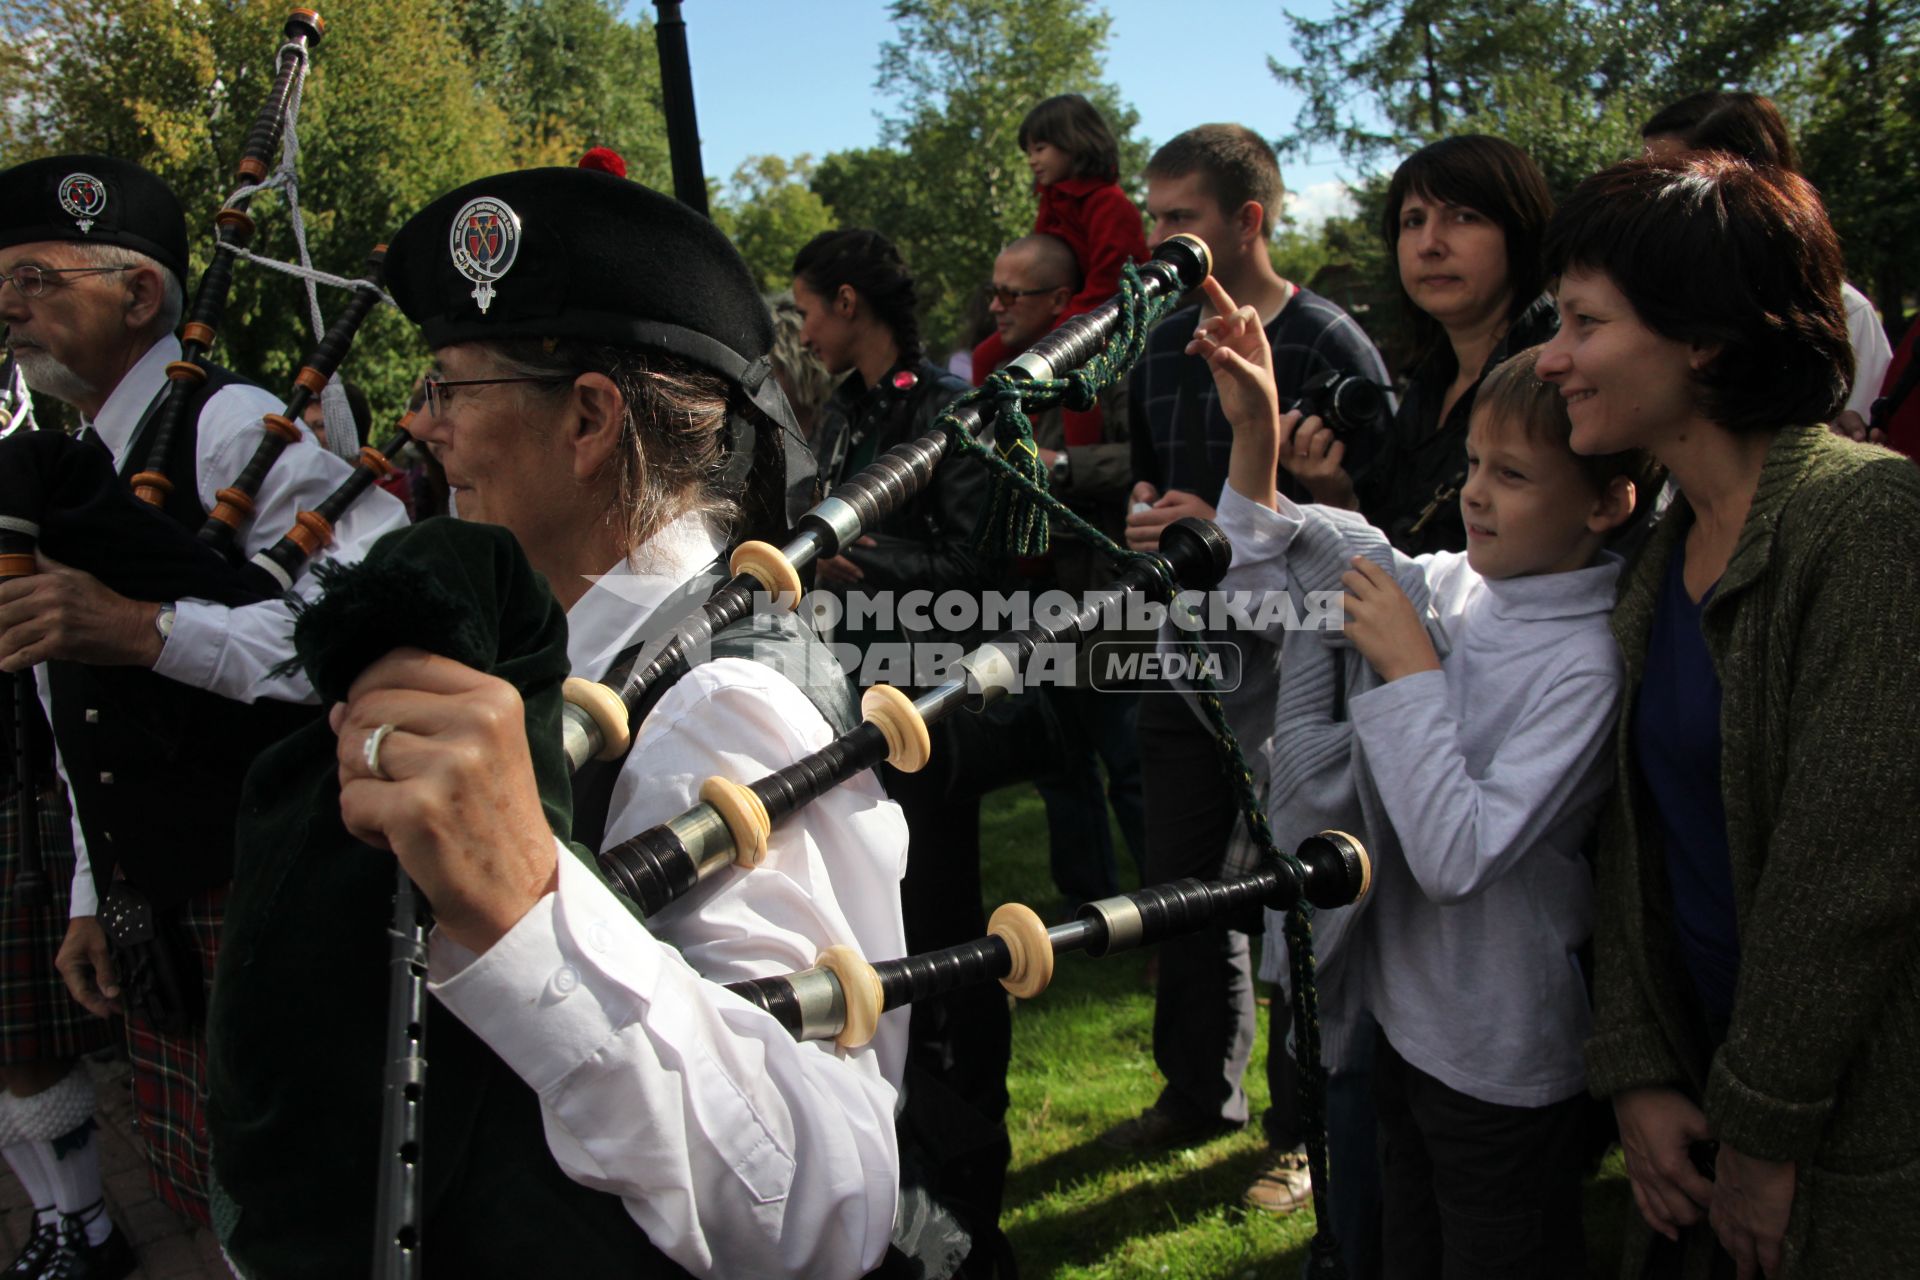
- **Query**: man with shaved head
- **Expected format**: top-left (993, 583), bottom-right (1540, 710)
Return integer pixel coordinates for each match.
top-left (982, 232), bottom-right (1145, 912)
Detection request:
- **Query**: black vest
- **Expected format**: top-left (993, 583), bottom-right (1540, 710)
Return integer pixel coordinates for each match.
top-left (45, 369), bottom-right (312, 902)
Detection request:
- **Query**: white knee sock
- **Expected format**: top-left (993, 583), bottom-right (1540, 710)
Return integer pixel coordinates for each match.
top-left (9, 1069), bottom-right (108, 1245)
top-left (44, 1122), bottom-right (109, 1246)
top-left (0, 1137), bottom-right (60, 1230)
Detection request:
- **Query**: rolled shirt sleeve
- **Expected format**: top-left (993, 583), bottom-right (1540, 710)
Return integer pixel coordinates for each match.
top-left (430, 655), bottom-right (905, 1278)
top-left (429, 848), bottom-right (897, 1278)
top-left (151, 381), bottom-right (408, 704)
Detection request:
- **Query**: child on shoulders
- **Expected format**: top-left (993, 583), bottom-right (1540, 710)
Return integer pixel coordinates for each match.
top-left (972, 93), bottom-right (1147, 444)
top-left (1192, 276), bottom-right (1656, 1275)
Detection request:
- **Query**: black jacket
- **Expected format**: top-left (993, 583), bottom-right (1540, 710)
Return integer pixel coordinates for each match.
top-left (813, 358), bottom-right (999, 649)
top-left (1358, 294), bottom-right (1560, 556)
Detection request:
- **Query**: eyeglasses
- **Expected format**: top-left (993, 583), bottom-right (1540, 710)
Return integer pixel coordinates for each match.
top-left (0, 264), bottom-right (130, 298)
top-left (421, 372), bottom-right (569, 417)
top-left (987, 284), bottom-right (1065, 307)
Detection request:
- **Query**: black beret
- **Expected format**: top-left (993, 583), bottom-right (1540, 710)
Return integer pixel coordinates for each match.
top-left (0, 154), bottom-right (190, 286)
top-left (387, 168), bottom-right (782, 415)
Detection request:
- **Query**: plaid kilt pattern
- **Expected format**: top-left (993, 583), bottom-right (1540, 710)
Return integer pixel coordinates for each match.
top-left (0, 787), bottom-right (113, 1064)
top-left (122, 882), bottom-right (225, 1228)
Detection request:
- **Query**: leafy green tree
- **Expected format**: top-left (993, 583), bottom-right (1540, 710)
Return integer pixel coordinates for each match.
top-left (830, 0), bottom-right (1145, 351)
top-left (1272, 0), bottom-right (1820, 179)
top-left (810, 146), bottom-right (922, 251)
top-left (1272, 0), bottom-right (1917, 334)
top-left (1, 0), bottom-right (671, 420)
top-left (457, 0), bottom-right (670, 182)
top-left (713, 155), bottom-right (839, 293)
top-left (1797, 0), bottom-right (1920, 329)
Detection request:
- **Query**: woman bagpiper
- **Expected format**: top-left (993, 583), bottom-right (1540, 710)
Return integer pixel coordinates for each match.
top-left (1540, 154), bottom-right (1920, 1279)
top-left (209, 167), bottom-right (911, 1279)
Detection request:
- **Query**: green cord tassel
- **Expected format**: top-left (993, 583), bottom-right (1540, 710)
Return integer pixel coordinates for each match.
top-left (980, 376), bottom-right (1052, 556)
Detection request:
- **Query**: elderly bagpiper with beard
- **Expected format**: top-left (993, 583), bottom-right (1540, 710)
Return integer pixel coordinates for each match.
top-left (206, 166), bottom-right (913, 1280)
top-left (0, 153), bottom-right (405, 1266)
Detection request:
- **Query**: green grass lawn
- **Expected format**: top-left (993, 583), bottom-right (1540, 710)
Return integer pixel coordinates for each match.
top-left (979, 784), bottom-right (1633, 1279)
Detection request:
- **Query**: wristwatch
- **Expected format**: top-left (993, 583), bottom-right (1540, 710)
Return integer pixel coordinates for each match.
top-left (154, 602), bottom-right (177, 641)
top-left (1049, 450), bottom-right (1071, 489)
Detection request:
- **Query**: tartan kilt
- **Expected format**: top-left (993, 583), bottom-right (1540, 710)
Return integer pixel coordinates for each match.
top-left (0, 786), bottom-right (113, 1064)
top-left (123, 882), bottom-right (224, 1228)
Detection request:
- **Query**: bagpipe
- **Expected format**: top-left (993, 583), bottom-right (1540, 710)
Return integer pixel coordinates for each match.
top-left (552, 231), bottom-right (1216, 772)
top-left (132, 8), bottom-right (326, 509)
top-left (732, 831), bottom-right (1369, 1049)
top-left (0, 2), bottom-right (403, 614)
top-left (0, 278), bottom-right (408, 611)
top-left (593, 515), bottom-right (1228, 916)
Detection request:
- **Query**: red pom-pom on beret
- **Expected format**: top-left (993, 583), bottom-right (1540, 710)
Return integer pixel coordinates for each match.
top-left (578, 147), bottom-right (627, 179)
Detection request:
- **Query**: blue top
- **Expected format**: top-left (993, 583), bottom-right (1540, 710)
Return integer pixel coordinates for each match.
top-left (1634, 549), bottom-right (1739, 1026)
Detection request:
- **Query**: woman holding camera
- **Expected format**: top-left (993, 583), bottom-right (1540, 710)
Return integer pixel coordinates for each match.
top-left (1294, 135), bottom-right (1557, 553)
top-left (1540, 155), bottom-right (1920, 1280)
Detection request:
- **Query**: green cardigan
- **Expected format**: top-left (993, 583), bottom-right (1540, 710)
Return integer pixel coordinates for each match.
top-left (1586, 426), bottom-right (1920, 1278)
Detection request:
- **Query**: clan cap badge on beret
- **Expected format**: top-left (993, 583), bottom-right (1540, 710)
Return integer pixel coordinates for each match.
top-left (448, 196), bottom-right (521, 315)
top-left (0, 154), bottom-right (190, 285)
top-left (57, 173), bottom-right (108, 234)
top-left (388, 167), bottom-right (783, 415)
top-left (388, 166), bottom-right (818, 538)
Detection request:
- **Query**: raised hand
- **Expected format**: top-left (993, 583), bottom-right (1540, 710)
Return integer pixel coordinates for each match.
top-left (1186, 276), bottom-right (1278, 442)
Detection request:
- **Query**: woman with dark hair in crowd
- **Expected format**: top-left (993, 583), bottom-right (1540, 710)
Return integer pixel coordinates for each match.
top-left (1540, 154), bottom-right (1920, 1280)
top-left (791, 228), bottom-right (1017, 1276)
top-left (1639, 90), bottom-right (1895, 429)
top-left (1315, 134), bottom-right (1557, 553)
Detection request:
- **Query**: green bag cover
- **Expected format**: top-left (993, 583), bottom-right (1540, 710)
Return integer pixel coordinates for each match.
top-left (208, 518), bottom-right (679, 1278)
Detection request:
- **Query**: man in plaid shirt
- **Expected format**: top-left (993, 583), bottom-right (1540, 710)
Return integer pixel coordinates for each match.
top-left (1107, 126), bottom-right (1391, 1220)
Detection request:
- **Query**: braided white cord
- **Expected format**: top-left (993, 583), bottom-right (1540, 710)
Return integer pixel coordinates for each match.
top-left (220, 42), bottom-right (375, 457)
top-left (210, 241), bottom-right (393, 305)
top-left (0, 357), bottom-right (36, 439)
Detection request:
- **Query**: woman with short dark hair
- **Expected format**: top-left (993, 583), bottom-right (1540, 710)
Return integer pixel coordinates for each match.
top-left (1328, 135), bottom-right (1558, 553)
top-left (1540, 154), bottom-right (1920, 1280)
top-left (1638, 90), bottom-right (1894, 427)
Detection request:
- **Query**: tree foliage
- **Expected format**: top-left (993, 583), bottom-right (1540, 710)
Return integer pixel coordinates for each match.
top-left (712, 155), bottom-right (839, 294)
top-left (0, 0), bottom-right (668, 422)
top-left (1272, 0), bottom-right (1918, 331)
top-left (835, 0), bottom-right (1146, 350)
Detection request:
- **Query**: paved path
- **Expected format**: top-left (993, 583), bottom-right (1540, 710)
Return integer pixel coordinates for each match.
top-left (0, 1056), bottom-right (226, 1279)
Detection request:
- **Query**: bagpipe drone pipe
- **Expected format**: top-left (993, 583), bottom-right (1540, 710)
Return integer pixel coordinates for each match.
top-left (588, 515), bottom-right (1230, 916)
top-left (132, 8), bottom-right (326, 509)
top-left (731, 831), bottom-right (1369, 1048)
top-left (555, 231), bottom-right (1215, 769)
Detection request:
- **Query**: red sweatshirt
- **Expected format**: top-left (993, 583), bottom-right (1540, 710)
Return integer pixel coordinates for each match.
top-left (973, 176), bottom-right (1148, 444)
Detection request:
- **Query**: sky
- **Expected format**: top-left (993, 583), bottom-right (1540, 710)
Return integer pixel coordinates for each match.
top-left (656, 0), bottom-right (1369, 229)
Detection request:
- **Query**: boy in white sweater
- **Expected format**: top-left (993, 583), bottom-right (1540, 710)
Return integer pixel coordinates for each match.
top-left (1191, 276), bottom-right (1653, 1277)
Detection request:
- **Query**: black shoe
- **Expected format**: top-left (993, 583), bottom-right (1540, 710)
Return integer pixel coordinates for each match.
top-left (43, 1219), bottom-right (134, 1280)
top-left (2, 1215), bottom-right (59, 1278)
top-left (1096, 1104), bottom-right (1242, 1153)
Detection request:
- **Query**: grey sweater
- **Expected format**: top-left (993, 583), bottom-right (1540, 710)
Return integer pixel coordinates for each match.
top-left (1218, 485), bottom-right (1623, 1105)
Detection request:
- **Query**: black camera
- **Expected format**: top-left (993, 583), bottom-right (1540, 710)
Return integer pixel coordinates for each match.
top-left (1291, 368), bottom-right (1388, 438)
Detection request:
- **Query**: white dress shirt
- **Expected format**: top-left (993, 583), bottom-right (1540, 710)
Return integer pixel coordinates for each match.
top-left (51, 334), bottom-right (407, 915)
top-left (1843, 282), bottom-right (1895, 419)
top-left (429, 513), bottom-right (909, 1279)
